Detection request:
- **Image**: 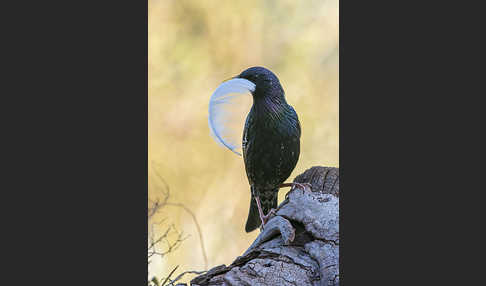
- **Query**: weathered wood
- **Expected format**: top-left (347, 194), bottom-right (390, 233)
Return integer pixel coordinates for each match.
top-left (191, 166), bottom-right (339, 286)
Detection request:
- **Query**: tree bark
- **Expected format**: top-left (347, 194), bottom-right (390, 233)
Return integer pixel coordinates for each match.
top-left (190, 166), bottom-right (339, 286)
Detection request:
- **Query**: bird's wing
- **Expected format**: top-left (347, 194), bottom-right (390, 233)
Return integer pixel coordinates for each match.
top-left (208, 78), bottom-right (255, 156)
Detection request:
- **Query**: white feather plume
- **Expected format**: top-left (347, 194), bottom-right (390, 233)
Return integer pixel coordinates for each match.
top-left (208, 78), bottom-right (255, 156)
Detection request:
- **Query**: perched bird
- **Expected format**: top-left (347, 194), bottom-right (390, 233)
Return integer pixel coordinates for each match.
top-left (209, 66), bottom-right (304, 232)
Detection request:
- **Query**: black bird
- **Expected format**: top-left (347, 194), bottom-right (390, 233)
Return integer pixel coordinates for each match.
top-left (208, 66), bottom-right (305, 232)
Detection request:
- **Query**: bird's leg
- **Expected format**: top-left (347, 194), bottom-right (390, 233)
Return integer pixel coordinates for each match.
top-left (254, 196), bottom-right (276, 230)
top-left (260, 209), bottom-right (277, 231)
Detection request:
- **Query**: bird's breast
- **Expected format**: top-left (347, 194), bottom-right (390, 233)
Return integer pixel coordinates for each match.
top-left (242, 105), bottom-right (301, 189)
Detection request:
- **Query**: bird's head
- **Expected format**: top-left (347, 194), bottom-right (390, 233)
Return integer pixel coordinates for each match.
top-left (235, 66), bottom-right (284, 100)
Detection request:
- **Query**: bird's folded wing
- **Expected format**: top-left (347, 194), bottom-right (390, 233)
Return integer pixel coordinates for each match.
top-left (208, 78), bottom-right (255, 156)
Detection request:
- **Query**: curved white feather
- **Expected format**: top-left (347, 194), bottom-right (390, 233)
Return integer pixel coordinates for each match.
top-left (208, 78), bottom-right (255, 156)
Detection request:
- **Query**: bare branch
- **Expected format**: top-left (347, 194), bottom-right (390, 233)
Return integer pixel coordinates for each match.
top-left (165, 202), bottom-right (208, 270)
top-left (148, 162), bottom-right (171, 219)
top-left (167, 269), bottom-right (207, 285)
top-left (160, 265), bottom-right (179, 286)
top-left (148, 163), bottom-right (209, 285)
top-left (148, 224), bottom-right (188, 259)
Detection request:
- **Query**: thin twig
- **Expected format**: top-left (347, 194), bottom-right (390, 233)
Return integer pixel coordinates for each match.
top-left (148, 163), bottom-right (208, 279)
top-left (148, 224), bottom-right (188, 259)
top-left (148, 162), bottom-right (171, 219)
top-left (166, 202), bottom-right (208, 270)
top-left (169, 269), bottom-right (207, 285)
top-left (161, 265), bottom-right (179, 286)
top-left (151, 161), bottom-right (170, 201)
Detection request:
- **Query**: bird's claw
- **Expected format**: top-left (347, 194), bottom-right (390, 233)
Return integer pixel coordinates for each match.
top-left (259, 208), bottom-right (277, 231)
top-left (293, 182), bottom-right (312, 192)
top-left (283, 182), bottom-right (312, 199)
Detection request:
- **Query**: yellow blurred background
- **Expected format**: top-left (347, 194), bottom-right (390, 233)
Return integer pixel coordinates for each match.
top-left (148, 0), bottom-right (338, 283)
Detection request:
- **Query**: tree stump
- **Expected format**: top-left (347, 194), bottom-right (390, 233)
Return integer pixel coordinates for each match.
top-left (191, 166), bottom-right (339, 286)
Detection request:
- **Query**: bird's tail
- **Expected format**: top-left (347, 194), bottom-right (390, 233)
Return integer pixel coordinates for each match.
top-left (245, 188), bottom-right (278, 232)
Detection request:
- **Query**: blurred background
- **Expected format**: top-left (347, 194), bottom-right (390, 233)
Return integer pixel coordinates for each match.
top-left (148, 0), bottom-right (338, 283)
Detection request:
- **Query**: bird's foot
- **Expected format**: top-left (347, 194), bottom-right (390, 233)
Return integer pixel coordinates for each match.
top-left (279, 182), bottom-right (312, 190)
top-left (259, 208), bottom-right (277, 230)
top-left (280, 182), bottom-right (312, 198)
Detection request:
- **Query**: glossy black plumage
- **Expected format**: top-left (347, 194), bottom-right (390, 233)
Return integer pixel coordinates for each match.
top-left (237, 67), bottom-right (301, 232)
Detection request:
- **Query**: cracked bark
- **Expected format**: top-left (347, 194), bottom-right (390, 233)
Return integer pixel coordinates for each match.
top-left (190, 166), bottom-right (339, 286)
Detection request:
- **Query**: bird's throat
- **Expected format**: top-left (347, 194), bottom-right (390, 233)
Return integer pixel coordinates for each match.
top-left (252, 95), bottom-right (288, 121)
